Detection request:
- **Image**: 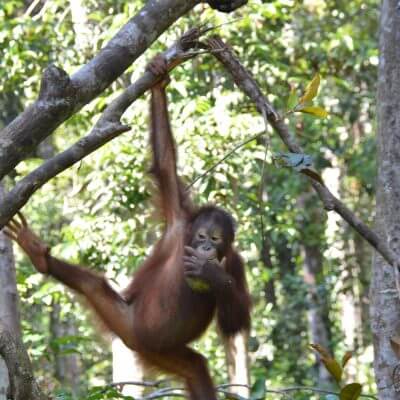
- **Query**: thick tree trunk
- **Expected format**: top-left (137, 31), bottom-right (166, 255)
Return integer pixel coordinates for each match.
top-left (370, 2), bottom-right (400, 398)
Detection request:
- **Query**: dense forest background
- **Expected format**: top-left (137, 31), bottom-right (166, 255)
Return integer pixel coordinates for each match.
top-left (0, 0), bottom-right (383, 398)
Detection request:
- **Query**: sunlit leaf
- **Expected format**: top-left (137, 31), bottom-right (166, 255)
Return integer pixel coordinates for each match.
top-left (310, 344), bottom-right (342, 383)
top-left (342, 351), bottom-right (353, 367)
top-left (300, 73), bottom-right (321, 103)
top-left (298, 106), bottom-right (328, 118)
top-left (339, 383), bottom-right (362, 400)
top-left (322, 358), bottom-right (343, 383)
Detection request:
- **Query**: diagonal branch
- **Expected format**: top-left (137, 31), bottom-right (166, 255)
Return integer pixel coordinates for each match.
top-left (0, 29), bottom-right (208, 228)
top-left (0, 0), bottom-right (201, 181)
top-left (206, 36), bottom-right (397, 267)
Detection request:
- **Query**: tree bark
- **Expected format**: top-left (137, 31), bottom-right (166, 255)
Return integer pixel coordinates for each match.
top-left (221, 332), bottom-right (250, 398)
top-left (0, 326), bottom-right (46, 400)
top-left (370, 2), bottom-right (400, 398)
top-left (0, 183), bottom-right (21, 400)
top-left (0, 0), bottom-right (200, 181)
top-left (50, 300), bottom-right (81, 394)
top-left (302, 244), bottom-right (333, 387)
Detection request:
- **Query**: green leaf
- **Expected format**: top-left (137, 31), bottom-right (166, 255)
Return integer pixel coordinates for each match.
top-left (339, 383), bottom-right (362, 400)
top-left (251, 378), bottom-right (266, 400)
top-left (342, 351), bottom-right (353, 368)
top-left (298, 106), bottom-right (328, 118)
top-left (273, 152), bottom-right (314, 171)
top-left (322, 358), bottom-right (343, 383)
top-left (310, 344), bottom-right (342, 383)
top-left (287, 87), bottom-right (298, 110)
top-left (300, 73), bottom-right (321, 103)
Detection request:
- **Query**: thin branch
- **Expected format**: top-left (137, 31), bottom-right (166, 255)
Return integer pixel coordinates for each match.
top-left (106, 381), bottom-right (378, 400)
top-left (0, 28), bottom-right (209, 228)
top-left (206, 36), bottom-right (398, 268)
top-left (188, 130), bottom-right (265, 188)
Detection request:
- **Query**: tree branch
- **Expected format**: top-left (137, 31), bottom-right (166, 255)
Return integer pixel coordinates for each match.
top-left (206, 36), bottom-right (398, 267)
top-left (0, 28), bottom-right (209, 228)
top-left (0, 0), bottom-right (202, 181)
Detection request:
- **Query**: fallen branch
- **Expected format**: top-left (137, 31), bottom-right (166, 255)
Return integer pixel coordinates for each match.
top-left (206, 36), bottom-right (397, 267)
top-left (0, 28), bottom-right (211, 228)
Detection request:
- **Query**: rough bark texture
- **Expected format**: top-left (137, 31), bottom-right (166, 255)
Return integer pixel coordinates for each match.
top-left (0, 183), bottom-right (21, 400)
top-left (0, 228), bottom-right (18, 317)
top-left (0, 0), bottom-right (200, 181)
top-left (0, 327), bottom-right (46, 400)
top-left (370, 2), bottom-right (400, 398)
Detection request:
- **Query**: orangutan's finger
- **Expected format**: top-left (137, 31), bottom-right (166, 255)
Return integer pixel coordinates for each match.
top-left (9, 217), bottom-right (21, 229)
top-left (3, 228), bottom-right (17, 241)
top-left (17, 212), bottom-right (27, 227)
top-left (6, 220), bottom-right (19, 233)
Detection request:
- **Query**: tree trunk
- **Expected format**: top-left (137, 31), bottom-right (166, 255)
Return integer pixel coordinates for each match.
top-left (112, 337), bottom-right (147, 398)
top-left (50, 300), bottom-right (81, 394)
top-left (302, 244), bottom-right (333, 387)
top-left (370, 2), bottom-right (400, 398)
top-left (0, 183), bottom-right (20, 400)
top-left (221, 332), bottom-right (250, 398)
top-left (69, 0), bottom-right (91, 53)
top-left (0, 185), bottom-right (45, 400)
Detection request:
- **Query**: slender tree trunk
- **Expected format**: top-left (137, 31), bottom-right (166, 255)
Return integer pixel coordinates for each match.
top-left (69, 0), bottom-right (91, 53)
top-left (50, 300), bottom-right (81, 394)
top-left (261, 236), bottom-right (277, 307)
top-left (112, 337), bottom-right (146, 398)
top-left (302, 244), bottom-right (333, 387)
top-left (221, 332), bottom-right (250, 398)
top-left (0, 183), bottom-right (20, 400)
top-left (370, 2), bottom-right (400, 398)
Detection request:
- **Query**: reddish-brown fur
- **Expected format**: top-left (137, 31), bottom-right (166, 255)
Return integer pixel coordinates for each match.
top-left (4, 55), bottom-right (251, 400)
